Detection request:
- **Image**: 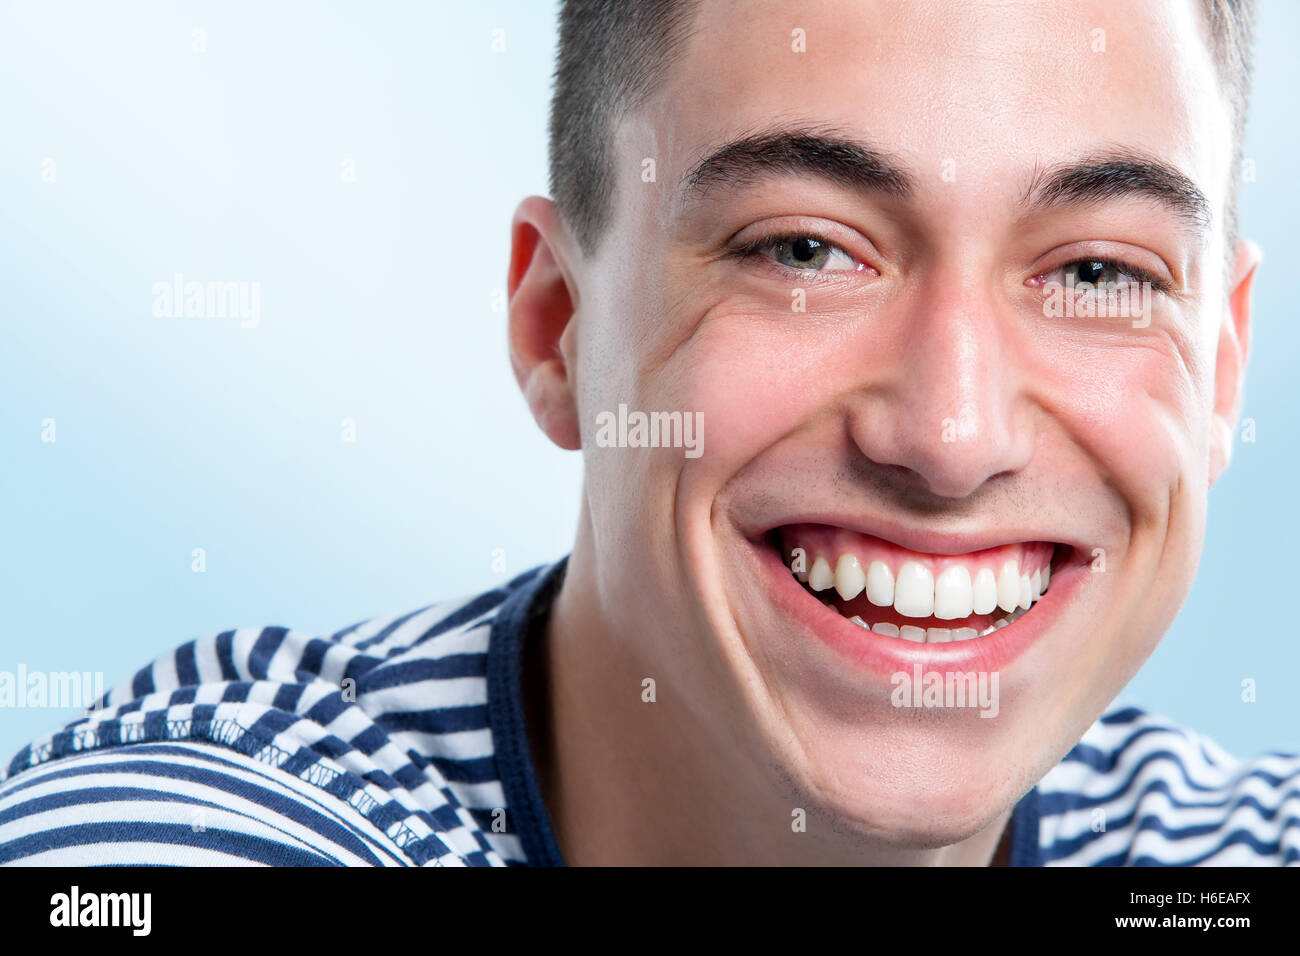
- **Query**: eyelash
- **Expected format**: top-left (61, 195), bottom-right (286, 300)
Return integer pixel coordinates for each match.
top-left (1042, 258), bottom-right (1172, 295)
top-left (727, 231), bottom-right (869, 276)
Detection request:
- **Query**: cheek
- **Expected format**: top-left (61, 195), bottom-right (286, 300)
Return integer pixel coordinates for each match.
top-left (671, 310), bottom-right (845, 469)
top-left (1037, 336), bottom-right (1209, 518)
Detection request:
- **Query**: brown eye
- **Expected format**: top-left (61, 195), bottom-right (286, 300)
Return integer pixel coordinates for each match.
top-left (779, 238), bottom-right (831, 269)
top-left (1066, 260), bottom-right (1124, 287)
top-left (1037, 257), bottom-right (1169, 295)
top-left (762, 235), bottom-right (861, 272)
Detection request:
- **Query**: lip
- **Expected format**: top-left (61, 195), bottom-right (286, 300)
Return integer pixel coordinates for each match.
top-left (746, 530), bottom-right (1086, 678)
top-left (749, 511), bottom-right (1091, 558)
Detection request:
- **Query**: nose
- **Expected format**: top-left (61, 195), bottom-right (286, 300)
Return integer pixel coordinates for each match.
top-left (845, 275), bottom-right (1034, 499)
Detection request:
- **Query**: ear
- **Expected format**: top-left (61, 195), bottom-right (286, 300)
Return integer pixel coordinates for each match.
top-left (507, 196), bottom-right (582, 451)
top-left (1208, 239), bottom-right (1261, 486)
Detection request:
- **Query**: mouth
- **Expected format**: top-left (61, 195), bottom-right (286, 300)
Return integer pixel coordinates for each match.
top-left (749, 520), bottom-right (1083, 674)
top-left (773, 523), bottom-right (1057, 643)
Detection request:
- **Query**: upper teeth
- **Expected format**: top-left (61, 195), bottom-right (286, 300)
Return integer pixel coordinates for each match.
top-left (802, 552), bottom-right (1050, 619)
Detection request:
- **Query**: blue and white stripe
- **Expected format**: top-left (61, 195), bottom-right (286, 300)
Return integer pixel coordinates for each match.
top-left (1033, 707), bottom-right (1300, 865)
top-left (0, 565), bottom-right (558, 866)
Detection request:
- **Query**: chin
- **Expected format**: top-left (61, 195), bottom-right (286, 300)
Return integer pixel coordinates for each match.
top-left (780, 734), bottom-right (1033, 849)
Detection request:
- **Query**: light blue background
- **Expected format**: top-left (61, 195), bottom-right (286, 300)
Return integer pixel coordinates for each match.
top-left (1, 0), bottom-right (1295, 761)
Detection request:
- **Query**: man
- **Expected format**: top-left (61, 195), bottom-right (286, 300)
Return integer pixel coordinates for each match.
top-left (1, 0), bottom-right (1291, 866)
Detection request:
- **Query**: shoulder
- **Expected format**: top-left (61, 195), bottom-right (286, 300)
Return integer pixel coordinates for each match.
top-left (0, 564), bottom-right (558, 867)
top-left (1033, 706), bottom-right (1300, 865)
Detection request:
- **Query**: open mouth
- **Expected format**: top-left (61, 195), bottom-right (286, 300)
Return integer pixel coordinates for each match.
top-left (766, 522), bottom-right (1069, 645)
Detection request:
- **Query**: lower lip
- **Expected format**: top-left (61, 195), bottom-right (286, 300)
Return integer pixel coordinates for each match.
top-left (750, 538), bottom-right (1083, 678)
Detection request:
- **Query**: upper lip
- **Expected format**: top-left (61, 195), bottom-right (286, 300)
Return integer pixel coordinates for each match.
top-left (754, 511), bottom-right (1083, 559)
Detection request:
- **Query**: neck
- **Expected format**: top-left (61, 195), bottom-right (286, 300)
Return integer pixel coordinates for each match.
top-left (524, 517), bottom-right (1014, 866)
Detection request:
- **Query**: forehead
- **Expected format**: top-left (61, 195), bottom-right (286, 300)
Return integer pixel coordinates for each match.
top-left (633, 0), bottom-right (1229, 221)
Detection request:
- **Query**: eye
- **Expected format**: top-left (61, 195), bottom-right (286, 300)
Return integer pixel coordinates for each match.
top-left (734, 232), bottom-right (871, 274)
top-left (770, 236), bottom-right (858, 271)
top-left (1067, 260), bottom-right (1131, 287)
top-left (1044, 258), bottom-right (1168, 294)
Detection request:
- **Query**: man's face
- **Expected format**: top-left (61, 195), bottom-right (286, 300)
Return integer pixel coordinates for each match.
top-left (562, 0), bottom-right (1243, 843)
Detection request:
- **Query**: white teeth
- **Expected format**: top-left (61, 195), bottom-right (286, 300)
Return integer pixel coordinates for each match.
top-left (972, 568), bottom-right (998, 615)
top-left (834, 554), bottom-right (866, 601)
top-left (792, 543), bottom-right (1054, 643)
top-left (893, 561), bottom-right (935, 617)
top-left (809, 556), bottom-right (834, 592)
top-left (996, 560), bottom-right (1020, 613)
top-left (865, 560), bottom-right (895, 607)
top-left (933, 565), bottom-right (973, 620)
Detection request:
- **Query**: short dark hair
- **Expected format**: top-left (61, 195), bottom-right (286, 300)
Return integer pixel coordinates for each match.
top-left (549, 0), bottom-right (1256, 256)
top-left (1203, 0), bottom-right (1257, 249)
top-left (548, 0), bottom-right (701, 255)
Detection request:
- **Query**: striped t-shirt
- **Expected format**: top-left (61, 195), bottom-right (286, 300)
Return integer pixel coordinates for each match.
top-left (2, 557), bottom-right (1297, 866)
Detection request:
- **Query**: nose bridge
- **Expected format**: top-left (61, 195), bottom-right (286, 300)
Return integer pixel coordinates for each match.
top-left (849, 271), bottom-right (1029, 498)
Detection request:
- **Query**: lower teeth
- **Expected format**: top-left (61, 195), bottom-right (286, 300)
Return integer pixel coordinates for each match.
top-left (832, 606), bottom-right (1030, 643)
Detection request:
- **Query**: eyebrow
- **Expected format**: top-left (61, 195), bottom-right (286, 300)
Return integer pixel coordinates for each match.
top-left (1021, 149), bottom-right (1211, 237)
top-left (679, 127), bottom-right (1210, 241)
top-left (678, 124), bottom-right (916, 207)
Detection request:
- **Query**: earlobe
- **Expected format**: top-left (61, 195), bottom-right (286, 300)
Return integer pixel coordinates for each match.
top-left (1208, 239), bottom-right (1261, 487)
top-left (507, 196), bottom-right (582, 451)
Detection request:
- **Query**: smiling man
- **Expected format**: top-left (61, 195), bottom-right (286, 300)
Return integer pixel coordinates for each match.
top-left (1, 0), bottom-right (1293, 868)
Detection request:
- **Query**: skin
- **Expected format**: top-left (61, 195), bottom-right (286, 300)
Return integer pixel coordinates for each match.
top-left (506, 0), bottom-right (1260, 865)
